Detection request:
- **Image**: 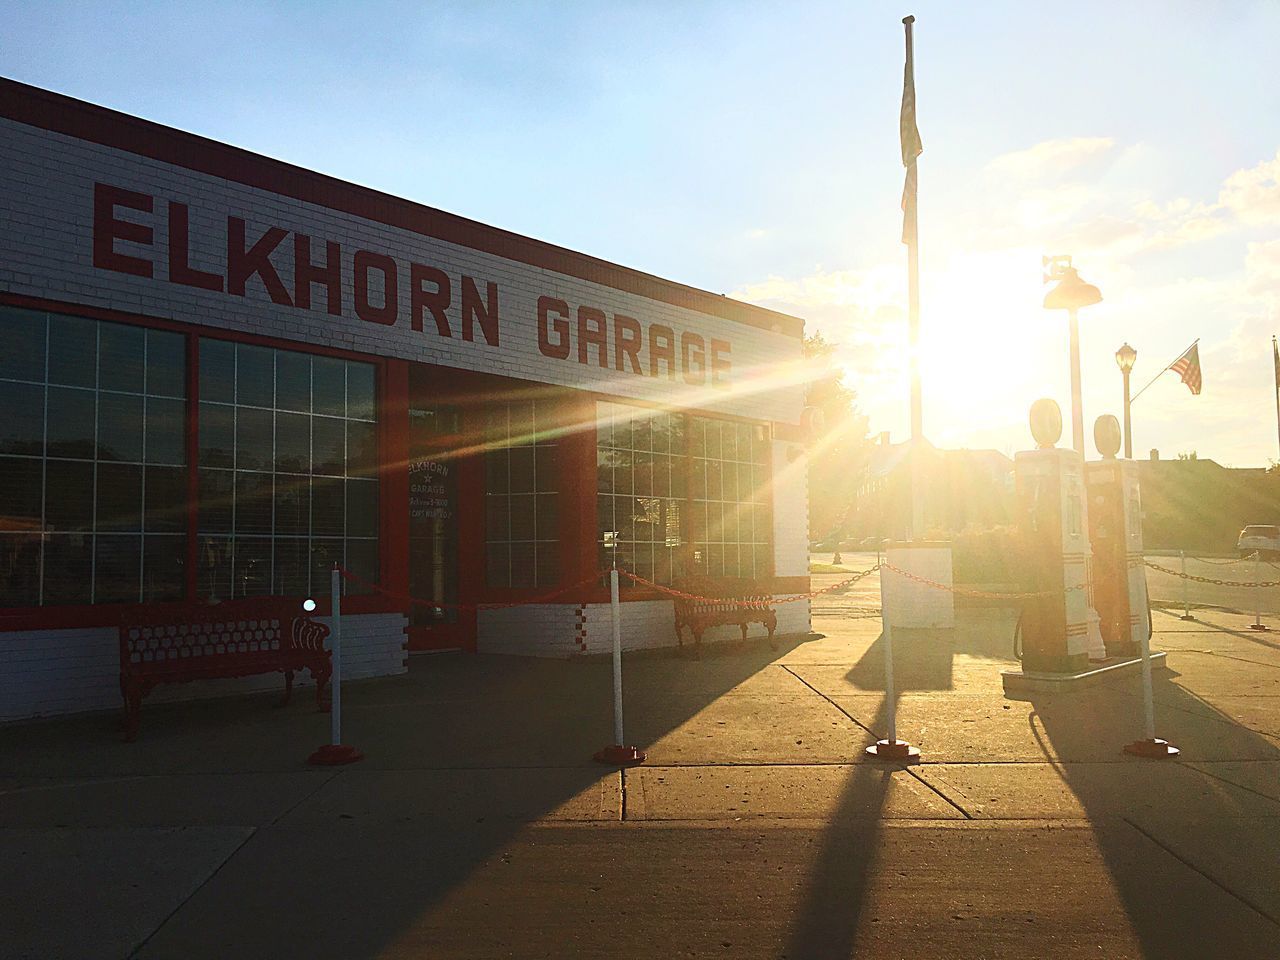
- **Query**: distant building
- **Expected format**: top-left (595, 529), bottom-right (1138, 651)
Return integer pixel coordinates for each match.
top-left (848, 439), bottom-right (1014, 541)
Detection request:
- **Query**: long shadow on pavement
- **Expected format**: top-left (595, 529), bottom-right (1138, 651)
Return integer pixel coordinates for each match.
top-left (0, 636), bottom-right (798, 960)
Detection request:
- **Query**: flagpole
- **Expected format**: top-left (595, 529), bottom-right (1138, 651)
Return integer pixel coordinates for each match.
top-left (902, 14), bottom-right (924, 539)
top-left (1130, 338), bottom-right (1199, 405)
top-left (1272, 334), bottom-right (1279, 460)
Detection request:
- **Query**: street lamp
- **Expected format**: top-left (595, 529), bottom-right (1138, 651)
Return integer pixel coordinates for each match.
top-left (1115, 342), bottom-right (1137, 459)
top-left (1043, 256), bottom-right (1103, 455)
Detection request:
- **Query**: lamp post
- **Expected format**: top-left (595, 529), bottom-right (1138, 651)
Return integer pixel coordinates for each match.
top-left (1115, 342), bottom-right (1137, 459)
top-left (1043, 256), bottom-right (1103, 455)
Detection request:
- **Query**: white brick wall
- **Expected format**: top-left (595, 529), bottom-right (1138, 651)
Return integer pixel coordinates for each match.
top-left (0, 117), bottom-right (805, 425)
top-left (478, 596), bottom-right (811, 657)
top-left (770, 439), bottom-right (809, 577)
top-left (0, 613), bottom-right (407, 722)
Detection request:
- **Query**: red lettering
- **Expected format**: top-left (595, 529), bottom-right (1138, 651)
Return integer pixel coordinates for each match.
top-left (614, 315), bottom-right (643, 376)
top-left (537, 296), bottom-right (571, 360)
top-left (353, 250), bottom-right (398, 325)
top-left (649, 324), bottom-right (676, 380)
top-left (167, 201), bottom-right (221, 291)
top-left (577, 306), bottom-right (608, 367)
top-left (93, 183), bottom-right (153, 278)
top-left (710, 338), bottom-right (731, 385)
top-left (294, 234), bottom-right (342, 315)
top-left (410, 263), bottom-right (451, 336)
top-left (461, 276), bottom-right (500, 346)
top-left (227, 217), bottom-right (292, 305)
top-left (680, 332), bottom-right (706, 385)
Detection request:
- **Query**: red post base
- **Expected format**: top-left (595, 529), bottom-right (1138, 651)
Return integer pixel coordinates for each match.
top-left (308, 743), bottom-right (364, 765)
top-left (1178, 614), bottom-right (1196, 621)
top-left (593, 744), bottom-right (646, 766)
top-left (1249, 623), bottom-right (1270, 632)
top-left (865, 739), bottom-right (920, 762)
top-left (1123, 738), bottom-right (1180, 759)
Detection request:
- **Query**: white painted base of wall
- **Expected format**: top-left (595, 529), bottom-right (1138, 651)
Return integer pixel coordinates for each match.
top-left (883, 544), bottom-right (955, 629)
top-left (478, 596), bottom-right (812, 658)
top-left (0, 613), bottom-right (408, 723)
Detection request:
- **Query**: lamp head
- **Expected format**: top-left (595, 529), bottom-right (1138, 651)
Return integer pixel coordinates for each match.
top-left (1043, 266), bottom-right (1103, 310)
top-left (1115, 342), bottom-right (1137, 372)
top-left (302, 598), bottom-right (317, 613)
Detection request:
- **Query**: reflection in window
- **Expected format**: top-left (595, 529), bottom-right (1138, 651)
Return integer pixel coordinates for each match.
top-left (484, 399), bottom-right (558, 588)
top-left (689, 415), bottom-right (772, 579)
top-left (596, 402), bottom-right (686, 584)
top-left (0, 306), bottom-right (187, 606)
top-left (197, 339), bottom-right (378, 600)
top-left (594, 402), bottom-right (773, 584)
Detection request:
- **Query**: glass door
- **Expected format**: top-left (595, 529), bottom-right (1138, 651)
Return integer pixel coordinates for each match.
top-left (407, 398), bottom-right (466, 647)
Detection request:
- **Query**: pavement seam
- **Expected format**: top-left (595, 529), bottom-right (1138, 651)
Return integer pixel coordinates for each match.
top-left (126, 825), bottom-right (259, 960)
top-left (620, 768), bottom-right (628, 822)
top-left (1121, 816), bottom-right (1280, 930)
top-left (905, 767), bottom-right (973, 819)
top-left (267, 768), bottom-right (344, 827)
top-left (779, 665), bottom-right (877, 737)
top-left (1184, 762), bottom-right (1280, 806)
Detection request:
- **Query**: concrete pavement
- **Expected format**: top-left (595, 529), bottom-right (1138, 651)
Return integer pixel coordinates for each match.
top-left (2, 601), bottom-right (1279, 959)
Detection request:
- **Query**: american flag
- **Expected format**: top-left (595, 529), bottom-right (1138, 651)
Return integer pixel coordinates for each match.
top-left (1169, 342), bottom-right (1202, 395)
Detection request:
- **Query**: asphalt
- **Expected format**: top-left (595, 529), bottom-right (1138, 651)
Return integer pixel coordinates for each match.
top-left (2, 589), bottom-right (1279, 959)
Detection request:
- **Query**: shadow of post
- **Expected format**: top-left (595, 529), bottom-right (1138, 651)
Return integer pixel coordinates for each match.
top-left (1027, 617), bottom-right (1280, 957)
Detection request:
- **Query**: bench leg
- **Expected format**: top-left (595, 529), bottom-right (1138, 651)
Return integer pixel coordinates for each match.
top-left (739, 622), bottom-right (749, 643)
top-left (691, 627), bottom-right (704, 659)
top-left (766, 615), bottom-right (778, 651)
top-left (276, 669), bottom-right (294, 708)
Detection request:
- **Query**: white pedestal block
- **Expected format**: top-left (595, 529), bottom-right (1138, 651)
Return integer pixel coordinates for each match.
top-left (883, 542), bottom-right (955, 629)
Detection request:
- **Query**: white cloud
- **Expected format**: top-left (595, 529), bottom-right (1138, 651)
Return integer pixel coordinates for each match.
top-left (1218, 149), bottom-right (1280, 225)
top-left (987, 137), bottom-right (1116, 181)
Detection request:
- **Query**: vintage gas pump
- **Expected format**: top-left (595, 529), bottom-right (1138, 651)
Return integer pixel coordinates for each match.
top-left (1013, 400), bottom-right (1094, 673)
top-left (1085, 415), bottom-right (1150, 658)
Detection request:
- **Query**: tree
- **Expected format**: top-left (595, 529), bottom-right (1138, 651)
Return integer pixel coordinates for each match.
top-left (802, 333), bottom-right (871, 542)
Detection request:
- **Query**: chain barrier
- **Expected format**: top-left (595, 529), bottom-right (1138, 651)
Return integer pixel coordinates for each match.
top-left (618, 564), bottom-right (882, 606)
top-left (337, 563), bottom-right (884, 613)
top-left (1142, 558), bottom-right (1280, 589)
top-left (878, 561), bottom-right (1087, 600)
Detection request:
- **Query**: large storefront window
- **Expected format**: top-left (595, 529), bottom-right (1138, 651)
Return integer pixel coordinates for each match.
top-left (595, 402), bottom-right (773, 584)
top-left (197, 339), bottom-right (379, 599)
top-left (596, 402), bottom-right (685, 584)
top-left (0, 306), bottom-right (187, 606)
top-left (484, 399), bottom-right (558, 588)
top-left (689, 415), bottom-right (772, 579)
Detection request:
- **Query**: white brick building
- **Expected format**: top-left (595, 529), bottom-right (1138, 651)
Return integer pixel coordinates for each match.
top-left (0, 78), bottom-right (810, 721)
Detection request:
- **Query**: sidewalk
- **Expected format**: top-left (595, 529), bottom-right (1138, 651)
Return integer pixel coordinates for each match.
top-left (2, 604), bottom-right (1279, 959)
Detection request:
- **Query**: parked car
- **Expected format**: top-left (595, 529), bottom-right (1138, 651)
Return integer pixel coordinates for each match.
top-left (1237, 524), bottom-right (1280, 559)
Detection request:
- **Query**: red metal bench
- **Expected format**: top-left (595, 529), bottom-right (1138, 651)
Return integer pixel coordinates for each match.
top-left (118, 599), bottom-right (332, 741)
top-left (672, 577), bottom-right (778, 654)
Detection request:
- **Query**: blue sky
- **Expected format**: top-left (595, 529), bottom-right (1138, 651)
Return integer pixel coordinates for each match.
top-left (4, 1), bottom-right (1278, 464)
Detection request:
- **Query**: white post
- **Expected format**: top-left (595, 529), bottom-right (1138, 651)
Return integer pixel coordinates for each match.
top-left (1253, 553), bottom-right (1269, 632)
top-left (1137, 607), bottom-right (1156, 742)
top-left (1180, 550), bottom-right (1192, 620)
top-left (610, 565), bottom-right (624, 746)
top-left (883, 618), bottom-right (898, 744)
top-left (330, 565), bottom-right (343, 747)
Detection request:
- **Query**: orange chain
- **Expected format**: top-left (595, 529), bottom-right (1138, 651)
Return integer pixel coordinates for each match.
top-left (878, 561), bottom-right (1087, 600)
top-left (619, 565), bottom-right (881, 605)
